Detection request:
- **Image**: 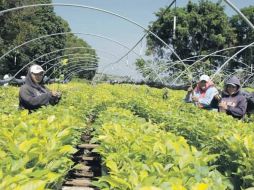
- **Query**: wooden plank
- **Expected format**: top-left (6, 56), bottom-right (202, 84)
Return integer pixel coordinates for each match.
top-left (82, 156), bottom-right (96, 161)
top-left (76, 156), bottom-right (99, 162)
top-left (74, 171), bottom-right (94, 178)
top-left (64, 178), bottom-right (92, 187)
top-left (75, 165), bottom-right (92, 171)
top-left (77, 144), bottom-right (99, 149)
top-left (62, 186), bottom-right (95, 190)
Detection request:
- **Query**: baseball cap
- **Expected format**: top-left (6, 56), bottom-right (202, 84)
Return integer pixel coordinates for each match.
top-left (30, 65), bottom-right (45, 74)
top-left (199, 75), bottom-right (210, 82)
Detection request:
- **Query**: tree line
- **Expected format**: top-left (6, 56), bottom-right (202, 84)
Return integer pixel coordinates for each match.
top-left (0, 0), bottom-right (97, 80)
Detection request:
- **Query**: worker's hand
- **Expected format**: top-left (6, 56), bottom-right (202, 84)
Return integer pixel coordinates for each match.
top-left (219, 101), bottom-right (228, 110)
top-left (214, 94), bottom-right (221, 101)
top-left (192, 96), bottom-right (199, 102)
top-left (51, 91), bottom-right (61, 98)
top-left (49, 91), bottom-right (62, 105)
top-left (187, 86), bottom-right (193, 92)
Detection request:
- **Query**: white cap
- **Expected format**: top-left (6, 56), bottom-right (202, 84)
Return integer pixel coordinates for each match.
top-left (30, 65), bottom-right (44, 74)
top-left (199, 74), bottom-right (210, 82)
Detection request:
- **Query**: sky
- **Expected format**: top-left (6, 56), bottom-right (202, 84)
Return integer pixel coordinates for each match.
top-left (52, 0), bottom-right (254, 79)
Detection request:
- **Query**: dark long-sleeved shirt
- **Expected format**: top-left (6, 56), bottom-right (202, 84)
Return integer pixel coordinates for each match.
top-left (19, 72), bottom-right (53, 111)
top-left (219, 92), bottom-right (247, 119)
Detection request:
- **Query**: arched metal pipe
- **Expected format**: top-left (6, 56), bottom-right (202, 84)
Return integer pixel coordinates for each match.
top-left (218, 68), bottom-right (251, 87)
top-left (45, 55), bottom-right (100, 78)
top-left (135, 52), bottom-right (252, 86)
top-left (149, 52), bottom-right (253, 86)
top-left (65, 68), bottom-right (97, 82)
top-left (49, 58), bottom-right (140, 82)
top-left (63, 65), bottom-right (98, 78)
top-left (64, 68), bottom-right (98, 82)
top-left (144, 50), bottom-right (252, 76)
top-left (98, 33), bottom-right (148, 81)
top-left (46, 64), bottom-right (98, 83)
top-left (171, 54), bottom-right (251, 69)
top-left (211, 41), bottom-right (254, 79)
top-left (44, 53), bottom-right (137, 80)
top-left (41, 53), bottom-right (97, 67)
top-left (42, 53), bottom-right (97, 67)
top-left (12, 46), bottom-right (92, 77)
top-left (46, 61), bottom-right (98, 79)
top-left (46, 53), bottom-right (144, 82)
top-left (65, 64), bottom-right (97, 73)
top-left (63, 66), bottom-right (99, 81)
top-left (46, 59), bottom-right (99, 79)
top-left (18, 47), bottom-right (117, 76)
top-left (41, 54), bottom-right (99, 79)
top-left (239, 72), bottom-right (254, 87)
top-left (223, 0), bottom-right (254, 30)
top-left (49, 59), bottom-right (141, 81)
top-left (12, 46), bottom-right (121, 78)
top-left (170, 44), bottom-right (254, 85)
